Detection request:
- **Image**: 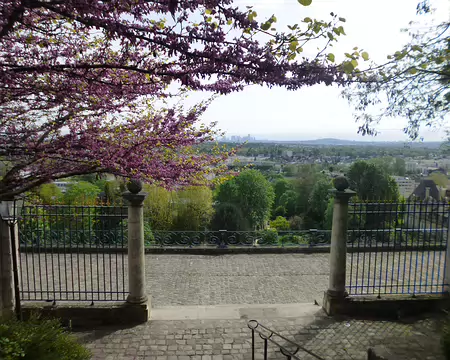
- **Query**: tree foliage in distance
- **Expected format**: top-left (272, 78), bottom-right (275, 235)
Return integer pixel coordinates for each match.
top-left (37, 183), bottom-right (63, 204)
top-left (306, 179), bottom-right (332, 228)
top-left (215, 169), bottom-right (274, 230)
top-left (0, 0), bottom-right (350, 200)
top-left (347, 161), bottom-right (400, 201)
top-left (343, 3), bottom-right (449, 139)
top-left (143, 184), bottom-right (175, 231)
top-left (63, 181), bottom-right (102, 205)
top-left (172, 186), bottom-right (214, 231)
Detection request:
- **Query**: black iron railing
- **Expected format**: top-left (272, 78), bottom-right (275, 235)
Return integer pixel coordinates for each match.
top-left (347, 201), bottom-right (449, 296)
top-left (151, 229), bottom-right (331, 248)
top-left (18, 205), bottom-right (128, 303)
top-left (248, 320), bottom-right (325, 360)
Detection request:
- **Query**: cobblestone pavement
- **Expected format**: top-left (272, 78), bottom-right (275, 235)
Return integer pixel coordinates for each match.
top-left (77, 308), bottom-right (444, 360)
top-left (146, 254), bottom-right (329, 306)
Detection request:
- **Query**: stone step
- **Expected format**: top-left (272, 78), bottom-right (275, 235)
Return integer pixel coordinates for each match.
top-left (151, 302), bottom-right (325, 321)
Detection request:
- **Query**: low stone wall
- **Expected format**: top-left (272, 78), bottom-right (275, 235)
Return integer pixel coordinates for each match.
top-left (21, 301), bottom-right (149, 327)
top-left (325, 293), bottom-right (450, 319)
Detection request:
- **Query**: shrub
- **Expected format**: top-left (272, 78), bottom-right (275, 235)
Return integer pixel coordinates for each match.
top-left (256, 228), bottom-right (278, 245)
top-left (0, 317), bottom-right (91, 360)
top-left (144, 222), bottom-right (155, 245)
top-left (288, 216), bottom-right (303, 230)
top-left (270, 216), bottom-right (290, 231)
top-left (278, 234), bottom-right (309, 246)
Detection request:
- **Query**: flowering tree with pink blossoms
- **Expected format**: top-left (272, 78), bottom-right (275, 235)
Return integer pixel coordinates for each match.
top-left (0, 0), bottom-right (350, 200)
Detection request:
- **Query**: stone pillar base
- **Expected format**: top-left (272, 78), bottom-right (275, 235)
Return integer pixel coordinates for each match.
top-left (322, 291), bottom-right (349, 316)
top-left (127, 294), bottom-right (149, 305)
top-left (124, 300), bottom-right (150, 323)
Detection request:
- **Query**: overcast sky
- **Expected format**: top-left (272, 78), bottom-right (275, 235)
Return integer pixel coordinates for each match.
top-left (190, 0), bottom-right (449, 142)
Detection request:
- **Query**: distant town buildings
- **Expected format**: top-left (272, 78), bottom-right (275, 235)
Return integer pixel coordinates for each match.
top-left (391, 176), bottom-right (417, 198)
top-left (220, 134), bottom-right (256, 143)
top-left (53, 181), bottom-right (71, 193)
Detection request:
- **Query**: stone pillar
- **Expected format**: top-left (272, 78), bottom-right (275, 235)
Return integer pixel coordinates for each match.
top-left (323, 176), bottom-right (355, 315)
top-left (123, 180), bottom-right (149, 319)
top-left (0, 218), bottom-right (17, 319)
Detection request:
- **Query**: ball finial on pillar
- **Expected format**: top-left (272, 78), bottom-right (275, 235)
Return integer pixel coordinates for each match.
top-left (333, 176), bottom-right (349, 192)
top-left (127, 178), bottom-right (143, 194)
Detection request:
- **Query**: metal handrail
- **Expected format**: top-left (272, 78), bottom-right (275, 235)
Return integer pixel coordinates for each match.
top-left (248, 320), bottom-right (325, 360)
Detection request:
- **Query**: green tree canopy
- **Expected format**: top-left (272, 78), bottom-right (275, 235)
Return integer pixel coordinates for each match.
top-left (143, 184), bottom-right (174, 230)
top-left (37, 183), bottom-right (63, 204)
top-left (306, 179), bottom-right (332, 228)
top-left (215, 170), bottom-right (274, 230)
top-left (172, 186), bottom-right (214, 231)
top-left (348, 161), bottom-right (400, 201)
top-left (64, 181), bottom-right (101, 205)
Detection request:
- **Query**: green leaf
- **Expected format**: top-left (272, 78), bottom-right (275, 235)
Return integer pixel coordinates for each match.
top-left (261, 22), bottom-right (271, 30)
top-left (409, 67), bottom-right (417, 74)
top-left (411, 45), bottom-right (422, 52)
top-left (205, 9), bottom-right (212, 14)
top-left (351, 59), bottom-right (358, 68)
top-left (303, 17), bottom-right (312, 23)
top-left (289, 41), bottom-right (299, 51)
top-left (298, 0), bottom-right (313, 6)
top-left (327, 53), bottom-right (335, 62)
top-left (361, 51), bottom-right (369, 61)
top-left (227, 19), bottom-right (233, 25)
top-left (338, 17), bottom-right (346, 22)
top-left (342, 61), bottom-right (354, 74)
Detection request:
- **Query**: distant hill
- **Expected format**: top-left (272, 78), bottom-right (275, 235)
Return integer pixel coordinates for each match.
top-left (254, 138), bottom-right (444, 148)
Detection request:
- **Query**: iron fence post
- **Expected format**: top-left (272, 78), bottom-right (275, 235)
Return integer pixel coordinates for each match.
top-left (445, 208), bottom-right (450, 293)
top-left (323, 177), bottom-right (355, 315)
top-left (123, 184), bottom-right (149, 309)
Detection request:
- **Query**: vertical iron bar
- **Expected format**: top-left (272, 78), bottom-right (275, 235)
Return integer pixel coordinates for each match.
top-left (63, 206), bottom-right (68, 300)
top-left (401, 202), bottom-right (409, 295)
top-left (389, 202), bottom-right (395, 295)
top-left (264, 338), bottom-right (268, 360)
top-left (366, 202), bottom-right (373, 295)
top-left (377, 203), bottom-right (384, 298)
top-left (418, 201), bottom-right (429, 294)
top-left (36, 206), bottom-right (42, 301)
top-left (50, 206), bottom-right (56, 302)
top-left (122, 206), bottom-right (126, 300)
top-left (413, 202), bottom-right (423, 295)
top-left (88, 207), bottom-right (94, 304)
top-left (30, 205), bottom-right (37, 299)
top-left (408, 201), bottom-right (418, 294)
top-left (348, 203), bottom-right (354, 295)
top-left (252, 329), bottom-right (255, 360)
top-left (18, 208), bottom-right (24, 301)
top-left (360, 202), bottom-right (366, 295)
